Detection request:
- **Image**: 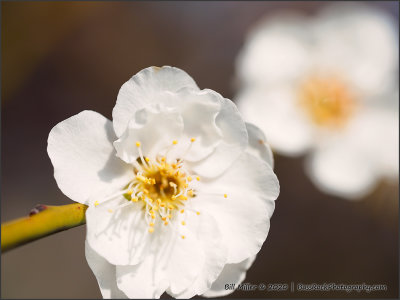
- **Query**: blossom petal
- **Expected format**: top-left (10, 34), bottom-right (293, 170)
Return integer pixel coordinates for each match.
top-left (314, 3), bottom-right (398, 95)
top-left (236, 13), bottom-right (311, 86)
top-left (113, 66), bottom-right (199, 137)
top-left (236, 86), bottom-right (313, 156)
top-left (306, 108), bottom-right (399, 199)
top-left (116, 253), bottom-right (169, 299)
top-left (85, 241), bottom-right (127, 299)
top-left (245, 122), bottom-right (274, 168)
top-left (114, 105), bottom-right (184, 163)
top-left (202, 255), bottom-right (257, 298)
top-left (47, 110), bottom-right (132, 205)
top-left (192, 152), bottom-right (279, 263)
top-left (86, 199), bottom-right (152, 265)
top-left (183, 89), bottom-right (248, 178)
top-left (172, 212), bottom-right (228, 298)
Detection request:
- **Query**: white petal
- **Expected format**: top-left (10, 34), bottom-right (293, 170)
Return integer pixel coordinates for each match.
top-left (313, 3), bottom-right (398, 95)
top-left (236, 86), bottom-right (314, 156)
top-left (245, 122), bottom-right (274, 168)
top-left (184, 90), bottom-right (248, 178)
top-left (192, 152), bottom-right (279, 263)
top-left (173, 213), bottom-right (228, 298)
top-left (116, 253), bottom-right (169, 299)
top-left (202, 255), bottom-right (257, 298)
top-left (86, 199), bottom-right (152, 265)
top-left (85, 241), bottom-right (127, 299)
top-left (114, 105), bottom-right (184, 163)
top-left (236, 13), bottom-right (311, 86)
top-left (306, 107), bottom-right (399, 199)
top-left (306, 144), bottom-right (377, 200)
top-left (113, 66), bottom-right (199, 137)
top-left (47, 110), bottom-right (132, 205)
top-left (155, 87), bottom-right (248, 178)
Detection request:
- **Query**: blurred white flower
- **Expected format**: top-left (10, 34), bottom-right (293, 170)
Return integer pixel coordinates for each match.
top-left (235, 3), bottom-right (399, 199)
top-left (47, 66), bottom-right (279, 298)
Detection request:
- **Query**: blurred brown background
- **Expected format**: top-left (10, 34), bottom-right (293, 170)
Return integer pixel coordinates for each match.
top-left (1, 1), bottom-right (398, 298)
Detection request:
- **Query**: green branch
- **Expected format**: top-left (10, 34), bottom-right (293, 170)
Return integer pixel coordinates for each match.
top-left (1, 203), bottom-right (88, 253)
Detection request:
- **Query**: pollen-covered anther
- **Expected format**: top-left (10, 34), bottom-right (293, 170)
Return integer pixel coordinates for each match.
top-left (135, 141), bottom-right (141, 147)
top-left (172, 140), bottom-right (178, 145)
top-left (190, 138), bottom-right (196, 142)
top-left (181, 221), bottom-right (186, 226)
top-left (224, 194), bottom-right (228, 198)
top-left (148, 227), bottom-right (154, 233)
top-left (94, 201), bottom-right (99, 207)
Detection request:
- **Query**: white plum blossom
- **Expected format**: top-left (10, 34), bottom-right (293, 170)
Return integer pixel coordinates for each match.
top-left (235, 3), bottom-right (399, 199)
top-left (47, 66), bottom-right (280, 298)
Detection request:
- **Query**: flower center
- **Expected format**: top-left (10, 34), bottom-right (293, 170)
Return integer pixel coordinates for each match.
top-left (94, 138), bottom-right (228, 238)
top-left (298, 75), bottom-right (357, 129)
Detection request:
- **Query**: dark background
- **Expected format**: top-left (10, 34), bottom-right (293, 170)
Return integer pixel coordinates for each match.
top-left (1, 1), bottom-right (399, 298)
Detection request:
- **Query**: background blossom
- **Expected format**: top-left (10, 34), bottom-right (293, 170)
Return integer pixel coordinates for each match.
top-left (235, 3), bottom-right (399, 199)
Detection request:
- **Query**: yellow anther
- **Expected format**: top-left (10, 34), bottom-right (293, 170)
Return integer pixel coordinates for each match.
top-left (172, 140), bottom-right (178, 145)
top-left (151, 215), bottom-right (156, 219)
top-left (171, 195), bottom-right (176, 200)
top-left (161, 157), bottom-right (166, 162)
top-left (131, 197), bottom-right (138, 202)
top-left (188, 190), bottom-right (194, 197)
top-left (126, 190), bottom-right (133, 195)
top-left (190, 138), bottom-right (196, 142)
top-left (157, 198), bottom-right (162, 204)
top-left (164, 221), bottom-right (169, 226)
top-left (136, 141), bottom-right (141, 147)
top-left (153, 206), bottom-right (159, 211)
top-left (196, 211), bottom-right (200, 215)
top-left (196, 176), bottom-right (200, 181)
top-left (143, 189), bottom-right (149, 194)
top-left (149, 222), bottom-right (154, 227)
top-left (224, 194), bottom-right (228, 198)
top-left (160, 203), bottom-right (166, 208)
top-left (167, 214), bottom-right (172, 219)
top-left (172, 163), bottom-right (177, 168)
top-left (148, 227), bottom-right (154, 233)
top-left (152, 178), bottom-right (156, 185)
top-left (180, 209), bottom-right (185, 214)
top-left (108, 209), bottom-right (113, 213)
top-left (136, 175), bottom-right (146, 182)
top-left (181, 235), bottom-right (186, 239)
top-left (187, 176), bottom-right (192, 182)
top-left (184, 183), bottom-right (189, 188)
top-left (94, 201), bottom-right (99, 207)
top-left (181, 221), bottom-right (186, 226)
top-left (162, 217), bottom-right (167, 221)
top-left (145, 157), bottom-right (150, 162)
top-left (168, 205), bottom-right (174, 210)
top-left (180, 195), bottom-right (188, 201)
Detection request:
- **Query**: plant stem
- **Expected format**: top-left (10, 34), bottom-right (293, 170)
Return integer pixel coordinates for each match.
top-left (1, 203), bottom-right (88, 253)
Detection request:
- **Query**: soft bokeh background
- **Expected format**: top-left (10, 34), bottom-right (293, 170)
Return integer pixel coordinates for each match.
top-left (1, 1), bottom-right (398, 298)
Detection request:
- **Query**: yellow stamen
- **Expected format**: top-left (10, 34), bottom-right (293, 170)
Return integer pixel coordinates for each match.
top-left (148, 227), bottom-right (154, 233)
top-left (181, 221), bottom-right (186, 226)
top-left (190, 138), bottom-right (196, 142)
top-left (196, 211), bottom-right (200, 215)
top-left (149, 222), bottom-right (154, 227)
top-left (94, 201), bottom-right (99, 207)
top-left (196, 176), bottom-right (200, 181)
top-left (136, 141), bottom-right (141, 147)
top-left (126, 190), bottom-right (133, 195)
top-left (180, 209), bottom-right (185, 214)
top-left (164, 221), bottom-right (169, 226)
top-left (108, 209), bottom-right (113, 213)
top-left (172, 140), bottom-right (178, 145)
top-left (145, 157), bottom-right (150, 162)
top-left (181, 235), bottom-right (186, 239)
top-left (187, 176), bottom-right (192, 182)
top-left (224, 194), bottom-right (228, 198)
top-left (188, 190), bottom-right (194, 197)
